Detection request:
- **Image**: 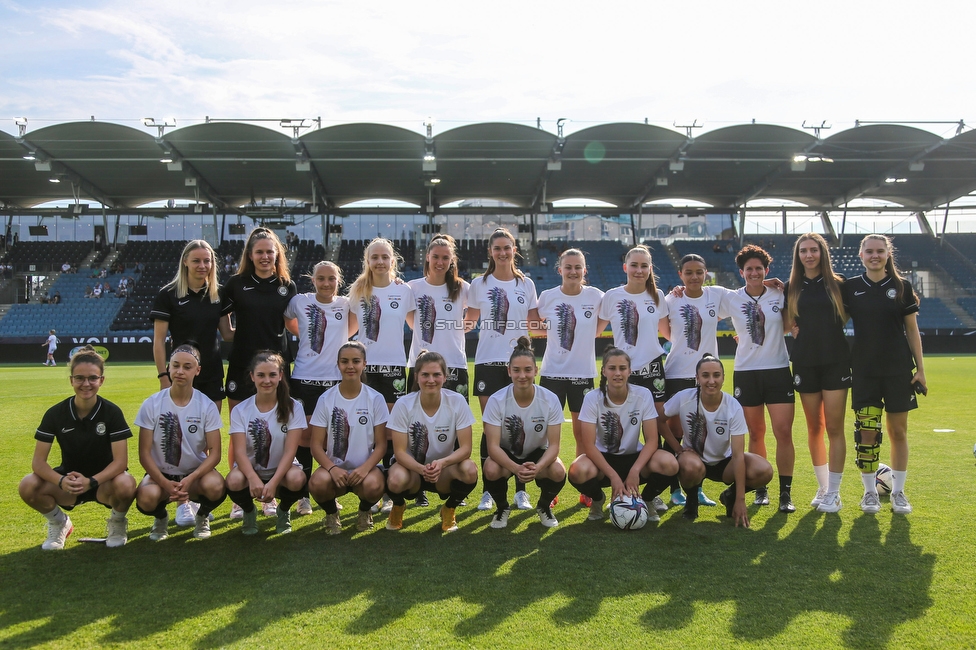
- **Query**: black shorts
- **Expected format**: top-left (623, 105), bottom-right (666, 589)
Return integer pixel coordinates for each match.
top-left (224, 364), bottom-right (255, 402)
top-left (703, 456), bottom-right (733, 483)
top-left (733, 367), bottom-right (795, 407)
top-left (540, 376), bottom-right (592, 412)
top-left (851, 372), bottom-right (918, 413)
top-left (473, 363), bottom-right (510, 397)
top-left (290, 378), bottom-right (340, 412)
top-left (665, 378), bottom-right (697, 400)
top-left (407, 366), bottom-right (470, 402)
top-left (791, 362), bottom-right (852, 394)
top-left (193, 378), bottom-right (226, 404)
top-left (365, 365), bottom-right (406, 404)
top-left (629, 355), bottom-right (666, 402)
top-left (595, 451), bottom-right (648, 487)
top-left (498, 446), bottom-right (546, 466)
top-left (54, 468), bottom-right (110, 510)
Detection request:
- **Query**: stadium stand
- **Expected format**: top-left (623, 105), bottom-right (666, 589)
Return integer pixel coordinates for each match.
top-left (0, 241), bottom-right (92, 273)
top-left (0, 273), bottom-right (130, 337)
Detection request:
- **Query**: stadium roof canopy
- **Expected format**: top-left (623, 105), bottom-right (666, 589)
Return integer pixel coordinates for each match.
top-left (2, 120), bottom-right (975, 215)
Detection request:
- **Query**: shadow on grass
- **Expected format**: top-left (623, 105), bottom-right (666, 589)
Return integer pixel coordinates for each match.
top-left (0, 505), bottom-right (934, 648)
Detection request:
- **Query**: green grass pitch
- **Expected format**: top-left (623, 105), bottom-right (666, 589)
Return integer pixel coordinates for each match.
top-left (0, 356), bottom-right (974, 649)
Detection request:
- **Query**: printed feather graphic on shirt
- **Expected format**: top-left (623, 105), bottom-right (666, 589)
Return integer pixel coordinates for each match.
top-left (616, 300), bottom-right (639, 346)
top-left (503, 414), bottom-right (526, 456)
top-left (304, 304), bottom-right (327, 354)
top-left (685, 409), bottom-right (707, 455)
top-left (741, 302), bottom-right (766, 346)
top-left (248, 418), bottom-right (273, 468)
top-left (487, 287), bottom-right (510, 335)
top-left (408, 421), bottom-right (429, 463)
top-left (159, 411), bottom-right (183, 467)
top-left (417, 294), bottom-right (436, 344)
top-left (680, 304), bottom-right (703, 352)
top-left (330, 407), bottom-right (350, 461)
top-left (360, 295), bottom-right (381, 342)
top-left (600, 411), bottom-right (623, 455)
top-left (555, 303), bottom-right (576, 351)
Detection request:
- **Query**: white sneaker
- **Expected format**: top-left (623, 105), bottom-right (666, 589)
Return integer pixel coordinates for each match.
top-left (490, 508), bottom-right (511, 529)
top-left (651, 496), bottom-right (668, 512)
top-left (810, 486), bottom-right (828, 508)
top-left (230, 503), bottom-right (244, 519)
top-left (536, 506), bottom-right (558, 528)
top-left (891, 491), bottom-right (913, 515)
top-left (817, 491), bottom-right (842, 513)
top-left (860, 492), bottom-right (881, 514)
top-left (262, 499), bottom-right (278, 517)
top-left (42, 514), bottom-right (73, 550)
top-left (149, 515), bottom-right (169, 541)
top-left (587, 498), bottom-right (607, 521)
top-left (106, 516), bottom-right (128, 548)
top-left (175, 501), bottom-right (198, 527)
top-left (380, 496), bottom-right (393, 514)
top-left (647, 511), bottom-right (661, 523)
top-left (296, 497), bottom-right (313, 516)
top-left (477, 492), bottom-right (495, 511)
top-left (370, 501), bottom-right (380, 514)
top-left (193, 514), bottom-right (211, 539)
top-left (514, 490), bottom-right (532, 511)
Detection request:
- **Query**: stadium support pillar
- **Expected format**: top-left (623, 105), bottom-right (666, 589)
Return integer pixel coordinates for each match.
top-left (915, 211), bottom-right (935, 237)
top-left (838, 209), bottom-right (847, 247)
top-left (632, 206), bottom-right (640, 246)
top-left (820, 211), bottom-right (837, 243)
top-left (737, 209), bottom-right (745, 247)
top-left (212, 207), bottom-right (219, 245)
top-left (781, 209), bottom-right (788, 236)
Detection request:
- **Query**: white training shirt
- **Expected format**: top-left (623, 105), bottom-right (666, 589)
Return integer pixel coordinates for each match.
top-left (599, 286), bottom-right (669, 370)
top-left (720, 286), bottom-right (790, 371)
top-left (578, 384), bottom-right (656, 456)
top-left (387, 390), bottom-right (476, 464)
top-left (46, 334), bottom-right (58, 352)
top-left (309, 383), bottom-right (389, 470)
top-left (664, 286), bottom-right (728, 380)
top-left (537, 285), bottom-right (605, 378)
top-left (407, 277), bottom-right (470, 369)
top-left (285, 293), bottom-right (351, 381)
top-left (469, 274), bottom-right (539, 364)
top-left (229, 396), bottom-right (307, 472)
top-left (350, 283), bottom-right (415, 366)
top-left (664, 388), bottom-right (748, 465)
top-left (482, 384), bottom-right (565, 459)
top-left (135, 388), bottom-right (223, 476)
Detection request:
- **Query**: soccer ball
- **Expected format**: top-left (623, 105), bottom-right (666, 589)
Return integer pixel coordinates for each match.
top-left (608, 495), bottom-right (649, 530)
top-left (875, 463), bottom-right (894, 496)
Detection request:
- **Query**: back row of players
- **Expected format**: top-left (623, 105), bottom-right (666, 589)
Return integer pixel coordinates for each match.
top-left (20, 227), bottom-right (926, 548)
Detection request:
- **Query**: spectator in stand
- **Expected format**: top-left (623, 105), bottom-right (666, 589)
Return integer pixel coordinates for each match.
top-left (135, 262), bottom-right (144, 274)
top-left (51, 292), bottom-right (62, 305)
top-left (92, 284), bottom-right (102, 299)
top-left (62, 262), bottom-right (71, 274)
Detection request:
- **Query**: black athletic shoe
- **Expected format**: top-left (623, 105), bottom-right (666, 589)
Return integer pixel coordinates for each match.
top-left (682, 505), bottom-right (699, 521)
top-left (753, 486), bottom-right (769, 506)
top-left (719, 488), bottom-right (734, 518)
top-left (779, 491), bottom-right (796, 513)
top-left (415, 491), bottom-right (429, 507)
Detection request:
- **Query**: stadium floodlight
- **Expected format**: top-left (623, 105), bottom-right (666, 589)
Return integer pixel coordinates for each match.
top-left (14, 117), bottom-right (28, 136)
top-left (143, 117), bottom-right (176, 137)
top-left (23, 152), bottom-right (36, 161)
top-left (885, 177), bottom-right (908, 183)
top-left (48, 177), bottom-right (61, 183)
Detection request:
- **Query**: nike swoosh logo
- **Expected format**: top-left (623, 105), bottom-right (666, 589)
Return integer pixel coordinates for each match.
top-left (243, 286), bottom-right (255, 291)
top-left (61, 427), bottom-right (74, 433)
top-left (854, 291), bottom-right (866, 296)
top-left (178, 300), bottom-right (189, 305)
top-left (841, 376), bottom-right (852, 382)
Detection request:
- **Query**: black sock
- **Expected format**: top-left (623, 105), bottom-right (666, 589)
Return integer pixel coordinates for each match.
top-left (318, 497), bottom-right (339, 514)
top-left (358, 498), bottom-right (374, 512)
top-left (515, 479), bottom-right (527, 493)
top-left (779, 475), bottom-right (793, 494)
top-left (196, 492), bottom-right (226, 519)
top-left (137, 501), bottom-right (168, 519)
top-left (684, 482), bottom-right (702, 513)
top-left (641, 472), bottom-right (673, 501)
top-left (570, 476), bottom-right (605, 501)
top-left (536, 476), bottom-right (565, 510)
top-left (228, 488), bottom-right (255, 513)
top-left (446, 479), bottom-right (476, 508)
top-left (388, 489), bottom-right (409, 507)
top-left (276, 486), bottom-right (304, 513)
top-left (484, 476), bottom-right (510, 510)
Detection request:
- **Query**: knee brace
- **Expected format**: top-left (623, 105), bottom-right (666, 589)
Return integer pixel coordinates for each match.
top-left (854, 406), bottom-right (884, 472)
